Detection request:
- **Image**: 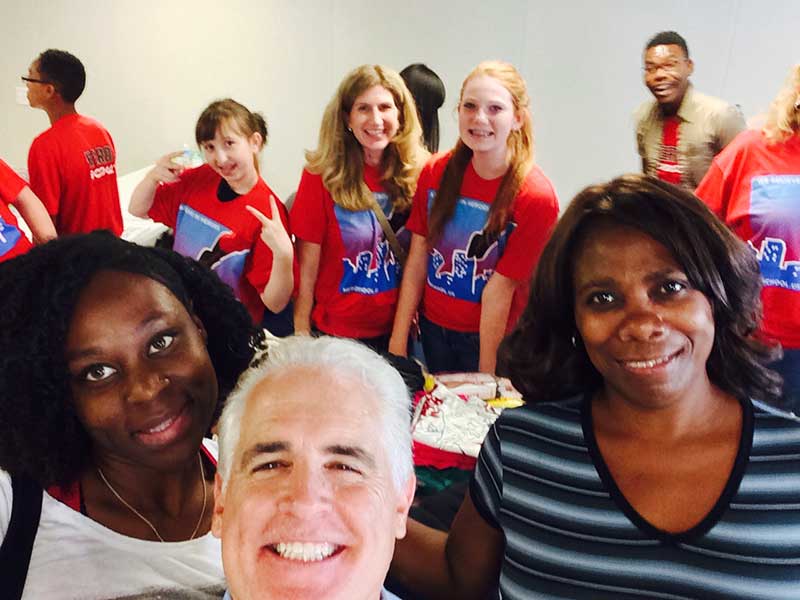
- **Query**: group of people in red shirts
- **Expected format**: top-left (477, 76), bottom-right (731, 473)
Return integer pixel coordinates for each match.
top-left (4, 44), bottom-right (798, 408)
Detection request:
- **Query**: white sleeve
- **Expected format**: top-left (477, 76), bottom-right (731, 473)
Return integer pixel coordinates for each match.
top-left (202, 437), bottom-right (219, 462)
top-left (0, 469), bottom-right (12, 542)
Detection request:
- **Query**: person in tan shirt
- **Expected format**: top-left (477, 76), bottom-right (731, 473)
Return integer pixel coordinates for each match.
top-left (634, 31), bottom-right (745, 190)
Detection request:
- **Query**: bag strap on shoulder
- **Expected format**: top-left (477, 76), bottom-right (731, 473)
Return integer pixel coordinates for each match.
top-left (1, 474), bottom-right (43, 600)
top-left (369, 197), bottom-right (407, 268)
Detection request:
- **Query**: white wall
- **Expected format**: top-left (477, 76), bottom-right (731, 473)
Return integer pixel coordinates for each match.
top-left (1, 0), bottom-right (798, 206)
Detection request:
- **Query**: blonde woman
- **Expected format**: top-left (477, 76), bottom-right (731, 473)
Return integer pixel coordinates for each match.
top-left (696, 63), bottom-right (800, 411)
top-left (290, 64), bottom-right (427, 352)
top-left (389, 61), bottom-right (559, 373)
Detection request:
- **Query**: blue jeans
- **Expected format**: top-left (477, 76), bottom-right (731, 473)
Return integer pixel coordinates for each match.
top-left (261, 301), bottom-right (294, 337)
top-left (772, 348), bottom-right (800, 414)
top-left (419, 315), bottom-right (479, 374)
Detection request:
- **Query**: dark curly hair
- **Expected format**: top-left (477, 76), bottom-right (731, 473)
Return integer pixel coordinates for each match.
top-left (0, 231), bottom-right (265, 487)
top-left (497, 174), bottom-right (781, 405)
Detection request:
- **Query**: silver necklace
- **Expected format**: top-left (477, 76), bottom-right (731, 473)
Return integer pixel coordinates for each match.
top-left (97, 453), bottom-right (207, 542)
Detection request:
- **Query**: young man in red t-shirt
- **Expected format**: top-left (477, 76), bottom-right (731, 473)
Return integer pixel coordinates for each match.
top-left (24, 49), bottom-right (122, 236)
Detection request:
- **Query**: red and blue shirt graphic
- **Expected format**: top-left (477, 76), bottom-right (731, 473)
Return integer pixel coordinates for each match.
top-left (335, 191), bottom-right (406, 295)
top-left (149, 164), bottom-right (290, 323)
top-left (408, 153), bottom-right (559, 333)
top-left (291, 166), bottom-right (409, 338)
top-left (696, 129), bottom-right (800, 348)
top-left (749, 175), bottom-right (800, 294)
top-left (0, 159), bottom-right (32, 262)
top-left (173, 204), bottom-right (249, 298)
top-left (424, 190), bottom-right (514, 302)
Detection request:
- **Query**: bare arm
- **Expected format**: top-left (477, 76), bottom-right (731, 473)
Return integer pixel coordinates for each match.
top-left (478, 271), bottom-right (517, 373)
top-left (13, 186), bottom-right (56, 244)
top-left (293, 240), bottom-right (321, 335)
top-left (388, 233), bottom-right (428, 356)
top-left (390, 493), bottom-right (504, 599)
top-left (246, 197), bottom-right (295, 313)
top-left (128, 151), bottom-right (184, 218)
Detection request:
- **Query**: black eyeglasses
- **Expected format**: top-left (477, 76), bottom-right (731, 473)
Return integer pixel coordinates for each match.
top-left (21, 76), bottom-right (51, 85)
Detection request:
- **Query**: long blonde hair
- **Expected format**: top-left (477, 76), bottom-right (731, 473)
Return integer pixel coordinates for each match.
top-left (763, 64), bottom-right (800, 144)
top-left (428, 61), bottom-right (535, 244)
top-left (305, 65), bottom-right (428, 211)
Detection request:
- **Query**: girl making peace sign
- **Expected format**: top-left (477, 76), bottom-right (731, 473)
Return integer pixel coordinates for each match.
top-left (131, 99), bottom-right (295, 332)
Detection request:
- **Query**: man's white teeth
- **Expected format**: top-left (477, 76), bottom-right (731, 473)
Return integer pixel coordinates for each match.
top-left (145, 414), bottom-right (176, 433)
top-left (273, 542), bottom-right (337, 562)
top-left (625, 355), bottom-right (673, 369)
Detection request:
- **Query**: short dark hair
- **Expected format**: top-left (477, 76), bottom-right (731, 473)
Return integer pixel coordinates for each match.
top-left (195, 98), bottom-right (268, 147)
top-left (37, 49), bottom-right (86, 103)
top-left (498, 174), bottom-right (780, 405)
top-left (645, 31), bottom-right (690, 58)
top-left (400, 63), bottom-right (446, 152)
top-left (0, 232), bottom-right (265, 487)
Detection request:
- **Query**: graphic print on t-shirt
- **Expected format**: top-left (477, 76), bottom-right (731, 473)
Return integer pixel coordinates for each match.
top-left (173, 204), bottom-right (249, 299)
top-left (426, 191), bottom-right (514, 302)
top-left (749, 175), bottom-right (800, 292)
top-left (0, 214), bottom-right (23, 257)
top-left (334, 192), bottom-right (403, 295)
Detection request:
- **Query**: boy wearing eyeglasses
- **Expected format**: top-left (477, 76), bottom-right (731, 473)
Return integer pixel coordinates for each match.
top-left (24, 49), bottom-right (122, 236)
top-left (634, 31), bottom-right (745, 191)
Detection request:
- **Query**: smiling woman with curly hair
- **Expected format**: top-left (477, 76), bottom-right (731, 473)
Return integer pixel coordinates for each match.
top-left (0, 231), bottom-right (264, 599)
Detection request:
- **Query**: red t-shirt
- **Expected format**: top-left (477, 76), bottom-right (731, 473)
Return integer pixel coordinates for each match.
top-left (696, 129), bottom-right (800, 349)
top-left (0, 159), bottom-right (33, 262)
top-left (656, 116), bottom-right (682, 186)
top-left (290, 164), bottom-right (409, 338)
top-left (27, 113), bottom-right (123, 236)
top-left (148, 164), bottom-right (294, 324)
top-left (407, 152), bottom-right (559, 332)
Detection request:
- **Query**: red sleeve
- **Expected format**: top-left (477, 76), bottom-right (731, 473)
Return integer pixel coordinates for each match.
top-left (147, 169), bottom-right (198, 228)
top-left (27, 135), bottom-right (61, 216)
top-left (695, 160), bottom-right (728, 219)
top-left (0, 160), bottom-right (26, 204)
top-left (289, 169), bottom-right (328, 244)
top-left (495, 171), bottom-right (559, 282)
top-left (246, 193), bottom-right (298, 295)
top-left (406, 161), bottom-right (435, 237)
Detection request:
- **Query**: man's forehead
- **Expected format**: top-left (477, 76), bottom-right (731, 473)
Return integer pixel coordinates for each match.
top-left (239, 368), bottom-right (380, 435)
top-left (645, 44), bottom-right (686, 61)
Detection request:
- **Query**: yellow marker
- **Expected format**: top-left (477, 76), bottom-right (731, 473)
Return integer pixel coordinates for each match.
top-left (486, 396), bottom-right (525, 409)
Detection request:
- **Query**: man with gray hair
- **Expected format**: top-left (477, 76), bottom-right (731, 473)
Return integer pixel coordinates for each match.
top-left (212, 335), bottom-right (415, 600)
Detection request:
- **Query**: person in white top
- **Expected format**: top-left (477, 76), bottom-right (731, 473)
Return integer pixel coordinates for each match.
top-left (213, 336), bottom-right (415, 600)
top-left (0, 231), bottom-right (265, 599)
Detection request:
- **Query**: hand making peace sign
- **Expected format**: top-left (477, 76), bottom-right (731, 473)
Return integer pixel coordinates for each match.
top-left (246, 195), bottom-right (294, 262)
